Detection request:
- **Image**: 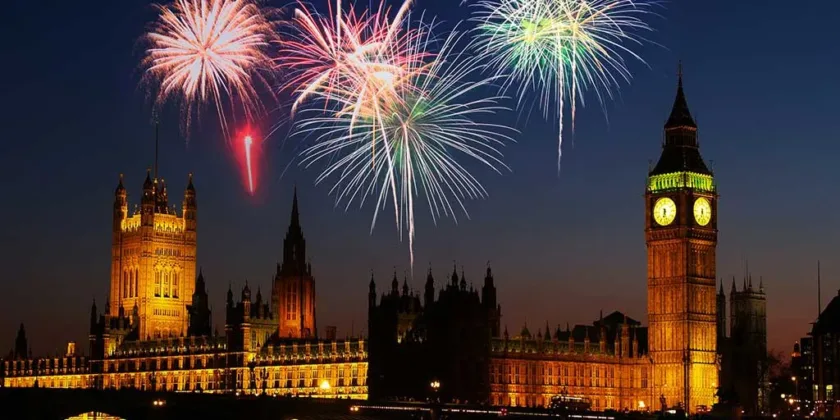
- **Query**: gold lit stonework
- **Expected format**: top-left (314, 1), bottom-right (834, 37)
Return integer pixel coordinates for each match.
top-left (2, 181), bottom-right (367, 401)
top-left (653, 197), bottom-right (676, 226)
top-left (693, 198), bottom-right (711, 226)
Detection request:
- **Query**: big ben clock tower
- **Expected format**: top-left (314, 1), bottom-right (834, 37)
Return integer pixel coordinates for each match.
top-left (646, 67), bottom-right (718, 413)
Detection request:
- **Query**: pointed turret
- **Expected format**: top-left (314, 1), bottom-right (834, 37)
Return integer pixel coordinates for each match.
top-left (759, 276), bottom-right (764, 293)
top-left (451, 263), bottom-right (458, 286)
top-left (402, 275), bottom-right (409, 296)
top-left (369, 272), bottom-right (377, 308)
top-left (89, 299), bottom-right (98, 332)
top-left (544, 322), bottom-right (552, 341)
top-left (425, 266), bottom-right (435, 308)
top-left (650, 63), bottom-right (711, 176)
top-left (391, 270), bottom-right (399, 295)
top-left (242, 281), bottom-right (251, 302)
top-left (731, 276), bottom-right (737, 293)
top-left (14, 324), bottom-right (27, 359)
top-left (113, 174), bottom-right (128, 232)
top-left (459, 267), bottom-right (467, 291)
top-left (141, 169), bottom-right (155, 225)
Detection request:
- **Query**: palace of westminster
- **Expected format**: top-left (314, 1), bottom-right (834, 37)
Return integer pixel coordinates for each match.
top-left (1, 73), bottom-right (770, 415)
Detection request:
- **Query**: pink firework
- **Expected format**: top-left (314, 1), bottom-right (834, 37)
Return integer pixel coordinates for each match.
top-left (143, 0), bottom-right (277, 136)
top-left (277, 0), bottom-right (429, 122)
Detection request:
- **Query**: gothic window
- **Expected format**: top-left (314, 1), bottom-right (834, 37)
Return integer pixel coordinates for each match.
top-left (122, 271), bottom-right (128, 299)
top-left (155, 270), bottom-right (161, 297)
top-left (163, 271), bottom-right (170, 298)
top-left (173, 272), bottom-right (179, 299)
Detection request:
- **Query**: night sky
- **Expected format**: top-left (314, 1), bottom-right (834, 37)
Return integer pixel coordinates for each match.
top-left (2, 0), bottom-right (838, 357)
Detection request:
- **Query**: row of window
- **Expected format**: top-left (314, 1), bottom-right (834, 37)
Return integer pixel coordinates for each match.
top-left (121, 268), bottom-right (139, 298)
top-left (491, 364), bottom-right (649, 388)
top-left (154, 270), bottom-right (180, 298)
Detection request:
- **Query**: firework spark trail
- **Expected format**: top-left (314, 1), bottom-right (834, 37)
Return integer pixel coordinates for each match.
top-left (277, 0), bottom-right (429, 129)
top-left (277, 0), bottom-right (431, 239)
top-left (471, 0), bottom-right (655, 171)
top-left (244, 135), bottom-right (255, 194)
top-left (142, 0), bottom-right (277, 137)
top-left (293, 27), bottom-right (515, 269)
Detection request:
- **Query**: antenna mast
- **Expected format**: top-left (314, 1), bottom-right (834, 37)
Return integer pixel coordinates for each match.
top-left (154, 118), bottom-right (160, 182)
top-left (818, 260), bottom-right (822, 321)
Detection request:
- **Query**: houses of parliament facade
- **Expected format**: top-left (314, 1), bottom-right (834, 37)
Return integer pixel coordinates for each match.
top-left (2, 72), bottom-right (767, 414)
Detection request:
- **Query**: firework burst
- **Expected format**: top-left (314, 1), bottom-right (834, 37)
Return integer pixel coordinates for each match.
top-left (142, 0), bottom-right (277, 136)
top-left (293, 27), bottom-right (515, 269)
top-left (276, 0), bottom-right (430, 132)
top-left (471, 0), bottom-right (655, 170)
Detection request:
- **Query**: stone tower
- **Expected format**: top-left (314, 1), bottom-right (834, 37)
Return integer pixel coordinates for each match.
top-left (109, 171), bottom-right (197, 339)
top-left (272, 188), bottom-right (316, 338)
top-left (646, 67), bottom-right (718, 413)
top-left (728, 275), bottom-right (768, 414)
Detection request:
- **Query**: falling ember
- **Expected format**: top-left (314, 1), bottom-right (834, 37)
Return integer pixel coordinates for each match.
top-left (244, 135), bottom-right (255, 194)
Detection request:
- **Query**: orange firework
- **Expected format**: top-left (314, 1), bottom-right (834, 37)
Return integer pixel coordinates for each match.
top-left (143, 0), bottom-right (277, 137)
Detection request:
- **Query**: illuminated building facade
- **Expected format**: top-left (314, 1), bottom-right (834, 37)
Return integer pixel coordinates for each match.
top-left (110, 171), bottom-right (197, 339)
top-left (810, 291), bottom-right (840, 417)
top-left (490, 312), bottom-right (651, 411)
top-left (645, 70), bottom-right (719, 412)
top-left (717, 275), bottom-right (768, 415)
top-left (3, 188), bottom-right (367, 399)
top-left (791, 337), bottom-right (814, 414)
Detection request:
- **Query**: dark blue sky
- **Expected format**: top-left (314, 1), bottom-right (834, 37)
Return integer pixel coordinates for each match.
top-left (1, 0), bottom-right (837, 356)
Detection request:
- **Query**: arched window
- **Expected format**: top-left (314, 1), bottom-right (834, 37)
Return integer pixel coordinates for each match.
top-left (163, 271), bottom-right (170, 298)
top-left (133, 268), bottom-right (138, 297)
top-left (154, 270), bottom-right (161, 297)
top-left (173, 272), bottom-right (179, 299)
top-left (122, 271), bottom-right (128, 299)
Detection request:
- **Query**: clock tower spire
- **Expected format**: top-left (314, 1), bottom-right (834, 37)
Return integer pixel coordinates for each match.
top-left (646, 65), bottom-right (718, 413)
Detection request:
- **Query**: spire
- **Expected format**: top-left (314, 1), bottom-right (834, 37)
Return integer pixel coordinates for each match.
top-left (759, 276), bottom-right (764, 293)
top-left (186, 173), bottom-right (195, 192)
top-left (719, 280), bottom-right (724, 295)
top-left (649, 62), bottom-right (710, 176)
top-left (665, 61), bottom-right (697, 130)
top-left (143, 168), bottom-right (153, 190)
top-left (115, 174), bottom-right (126, 194)
top-left (731, 276), bottom-right (736, 293)
top-left (290, 186), bottom-right (300, 229)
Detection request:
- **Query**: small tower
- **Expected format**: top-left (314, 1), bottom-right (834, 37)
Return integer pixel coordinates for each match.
top-left (424, 267), bottom-right (435, 308)
top-left (140, 169), bottom-right (155, 226)
top-left (14, 324), bottom-right (27, 360)
top-left (183, 173), bottom-right (197, 232)
top-left (113, 174), bottom-right (127, 232)
top-left (483, 264), bottom-right (500, 337)
top-left (187, 269), bottom-right (212, 337)
top-left (369, 273), bottom-right (377, 307)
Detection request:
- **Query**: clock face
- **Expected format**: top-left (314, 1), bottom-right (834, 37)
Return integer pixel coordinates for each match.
top-left (653, 197), bottom-right (677, 226)
top-left (694, 197), bottom-right (712, 226)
